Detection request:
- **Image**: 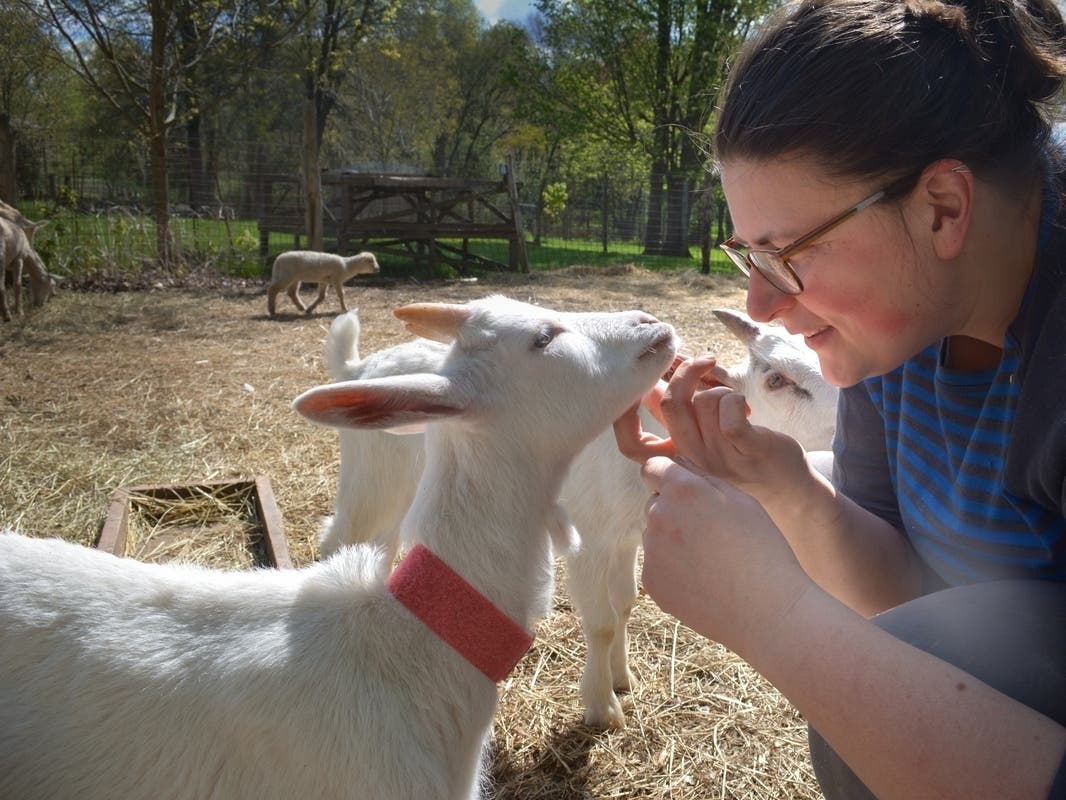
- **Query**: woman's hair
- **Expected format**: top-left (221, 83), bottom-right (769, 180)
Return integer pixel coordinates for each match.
top-left (713, 0), bottom-right (1066, 193)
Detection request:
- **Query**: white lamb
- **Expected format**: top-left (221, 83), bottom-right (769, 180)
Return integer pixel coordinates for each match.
top-left (318, 305), bottom-right (839, 728)
top-left (267, 249), bottom-right (380, 316)
top-left (0, 295), bottom-right (677, 800)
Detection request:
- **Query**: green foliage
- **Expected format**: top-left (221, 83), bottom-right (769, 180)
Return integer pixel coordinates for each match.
top-left (54, 186), bottom-right (80, 209)
top-left (29, 210), bottom-right (262, 279)
top-left (541, 182), bottom-right (568, 220)
top-left (221, 228), bottom-right (267, 277)
top-left (433, 236), bottom-right (733, 274)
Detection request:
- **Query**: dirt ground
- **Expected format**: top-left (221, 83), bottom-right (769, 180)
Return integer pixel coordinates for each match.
top-left (0, 265), bottom-right (823, 799)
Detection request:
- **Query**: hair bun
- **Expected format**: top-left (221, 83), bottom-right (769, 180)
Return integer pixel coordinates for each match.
top-left (957, 0), bottom-right (1066, 104)
top-left (902, 0), bottom-right (970, 35)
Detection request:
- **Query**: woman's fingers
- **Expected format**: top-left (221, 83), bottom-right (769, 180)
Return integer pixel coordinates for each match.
top-left (639, 455), bottom-right (675, 492)
top-left (640, 380), bottom-right (668, 427)
top-left (661, 355), bottom-right (718, 410)
top-left (691, 386), bottom-right (751, 449)
top-left (703, 363), bottom-right (733, 389)
top-left (613, 404), bottom-right (675, 462)
top-left (658, 355), bottom-right (718, 457)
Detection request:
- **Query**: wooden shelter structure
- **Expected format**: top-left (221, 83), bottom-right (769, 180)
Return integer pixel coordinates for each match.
top-left (258, 165), bottom-right (528, 273)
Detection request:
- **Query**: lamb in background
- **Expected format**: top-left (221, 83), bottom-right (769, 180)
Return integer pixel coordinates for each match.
top-left (0, 295), bottom-right (677, 800)
top-left (267, 249), bottom-right (380, 317)
top-left (319, 305), bottom-right (839, 728)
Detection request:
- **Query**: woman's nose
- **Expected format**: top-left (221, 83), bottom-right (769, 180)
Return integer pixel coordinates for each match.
top-left (744, 267), bottom-right (796, 324)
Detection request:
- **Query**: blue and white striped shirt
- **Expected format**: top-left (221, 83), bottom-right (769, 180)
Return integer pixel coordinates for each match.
top-left (861, 342), bottom-right (1066, 584)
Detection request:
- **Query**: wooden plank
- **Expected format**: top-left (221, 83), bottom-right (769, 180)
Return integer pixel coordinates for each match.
top-left (253, 475), bottom-right (292, 569)
top-left (97, 489), bottom-right (131, 557)
top-left (505, 155), bottom-right (529, 273)
top-left (96, 478), bottom-right (290, 569)
top-left (342, 223), bottom-right (515, 237)
top-left (324, 173), bottom-right (503, 192)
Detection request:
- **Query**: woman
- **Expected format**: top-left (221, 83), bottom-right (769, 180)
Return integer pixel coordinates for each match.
top-left (615, 1), bottom-right (1066, 797)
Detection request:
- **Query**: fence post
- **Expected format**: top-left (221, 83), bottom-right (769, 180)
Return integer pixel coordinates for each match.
top-left (505, 154), bottom-right (529, 273)
top-left (601, 170), bottom-right (608, 255)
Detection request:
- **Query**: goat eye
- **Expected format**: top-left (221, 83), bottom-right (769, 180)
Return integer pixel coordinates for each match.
top-left (766, 372), bottom-right (792, 391)
top-left (533, 327), bottom-right (555, 349)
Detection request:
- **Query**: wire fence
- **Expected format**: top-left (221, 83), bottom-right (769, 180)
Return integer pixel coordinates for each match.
top-left (11, 139), bottom-right (730, 279)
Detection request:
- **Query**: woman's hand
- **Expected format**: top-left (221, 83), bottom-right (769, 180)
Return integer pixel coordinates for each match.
top-left (638, 455), bottom-right (812, 654)
top-left (620, 355), bottom-right (817, 509)
top-left (615, 354), bottom-right (815, 651)
top-left (616, 351), bottom-right (920, 620)
top-left (666, 356), bottom-right (810, 496)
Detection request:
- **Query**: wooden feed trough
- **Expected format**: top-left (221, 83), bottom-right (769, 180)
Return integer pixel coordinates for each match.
top-left (97, 477), bottom-right (291, 569)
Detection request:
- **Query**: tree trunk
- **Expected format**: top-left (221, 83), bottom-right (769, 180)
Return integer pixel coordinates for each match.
top-left (149, 0), bottom-right (174, 269)
top-left (698, 173), bottom-right (716, 275)
top-left (643, 161), bottom-right (666, 254)
top-left (302, 96), bottom-right (323, 252)
top-left (643, 0), bottom-right (672, 256)
top-left (0, 114), bottom-right (16, 203)
top-left (185, 112), bottom-right (209, 208)
top-left (659, 171), bottom-right (691, 257)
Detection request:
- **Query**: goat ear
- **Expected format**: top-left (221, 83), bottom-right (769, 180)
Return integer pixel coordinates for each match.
top-left (293, 375), bottom-right (465, 430)
top-left (712, 308), bottom-right (760, 344)
top-left (394, 302), bottom-right (472, 343)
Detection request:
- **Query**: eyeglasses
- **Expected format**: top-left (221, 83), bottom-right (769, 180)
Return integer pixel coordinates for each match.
top-left (719, 187), bottom-right (888, 295)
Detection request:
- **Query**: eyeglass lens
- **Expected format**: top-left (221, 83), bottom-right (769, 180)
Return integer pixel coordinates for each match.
top-left (748, 252), bottom-right (802, 294)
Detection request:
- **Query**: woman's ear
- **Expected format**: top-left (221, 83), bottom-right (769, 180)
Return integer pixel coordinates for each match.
top-left (919, 160), bottom-right (973, 260)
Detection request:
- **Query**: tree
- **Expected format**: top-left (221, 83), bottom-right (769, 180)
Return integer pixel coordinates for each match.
top-left (0, 6), bottom-right (58, 201)
top-left (432, 21), bottom-right (532, 178)
top-left (536, 0), bottom-right (770, 257)
top-left (289, 0), bottom-right (396, 251)
top-left (21, 0), bottom-right (271, 267)
top-left (332, 0), bottom-right (476, 169)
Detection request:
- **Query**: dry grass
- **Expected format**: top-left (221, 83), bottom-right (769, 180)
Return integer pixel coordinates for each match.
top-left (122, 483), bottom-right (267, 568)
top-left (0, 265), bottom-right (822, 800)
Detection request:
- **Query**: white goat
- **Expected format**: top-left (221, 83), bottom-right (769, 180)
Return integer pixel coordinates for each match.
top-left (0, 295), bottom-right (676, 800)
top-left (0, 199), bottom-right (46, 245)
top-left (710, 308), bottom-right (838, 451)
top-left (267, 249), bottom-right (380, 316)
top-left (0, 217), bottom-right (53, 322)
top-left (319, 306), bottom-right (838, 728)
top-left (0, 203), bottom-right (54, 315)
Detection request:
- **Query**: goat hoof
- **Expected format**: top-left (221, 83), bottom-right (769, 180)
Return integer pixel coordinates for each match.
top-left (583, 696), bottom-right (626, 729)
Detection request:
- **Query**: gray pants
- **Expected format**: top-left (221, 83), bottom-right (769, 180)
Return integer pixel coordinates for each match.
top-left (809, 580), bottom-right (1066, 799)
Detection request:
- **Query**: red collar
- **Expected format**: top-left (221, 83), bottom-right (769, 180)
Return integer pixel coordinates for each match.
top-left (386, 544), bottom-right (533, 682)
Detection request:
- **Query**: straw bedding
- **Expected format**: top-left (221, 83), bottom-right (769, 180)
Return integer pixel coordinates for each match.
top-left (0, 266), bottom-right (822, 799)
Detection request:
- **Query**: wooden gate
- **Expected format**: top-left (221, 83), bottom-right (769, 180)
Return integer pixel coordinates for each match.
top-left (258, 167), bottom-right (528, 273)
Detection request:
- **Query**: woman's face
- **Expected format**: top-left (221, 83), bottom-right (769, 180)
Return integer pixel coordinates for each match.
top-left (720, 157), bottom-right (959, 387)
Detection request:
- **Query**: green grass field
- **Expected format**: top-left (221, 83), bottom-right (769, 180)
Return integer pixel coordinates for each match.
top-left (21, 204), bottom-right (735, 280)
